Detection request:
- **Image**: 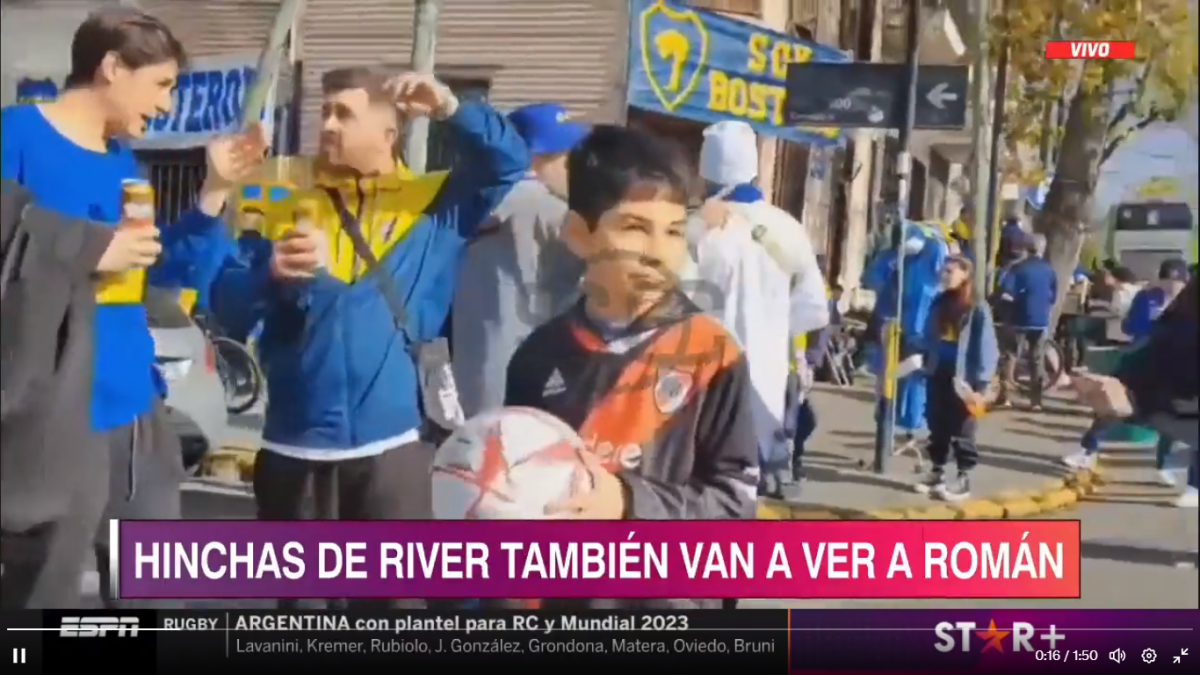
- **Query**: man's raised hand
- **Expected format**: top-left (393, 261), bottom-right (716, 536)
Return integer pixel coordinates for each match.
top-left (386, 72), bottom-right (459, 120)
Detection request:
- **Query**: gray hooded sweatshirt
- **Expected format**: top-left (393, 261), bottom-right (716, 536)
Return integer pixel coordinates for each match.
top-left (451, 177), bottom-right (582, 418)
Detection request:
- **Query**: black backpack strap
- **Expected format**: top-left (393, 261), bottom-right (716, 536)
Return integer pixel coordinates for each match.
top-left (322, 187), bottom-right (412, 341)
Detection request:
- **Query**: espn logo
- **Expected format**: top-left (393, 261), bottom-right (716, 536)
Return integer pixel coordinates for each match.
top-left (59, 617), bottom-right (140, 637)
top-left (1045, 41), bottom-right (1136, 59)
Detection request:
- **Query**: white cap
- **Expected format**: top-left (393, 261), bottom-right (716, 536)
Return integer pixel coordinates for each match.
top-left (699, 121), bottom-right (758, 186)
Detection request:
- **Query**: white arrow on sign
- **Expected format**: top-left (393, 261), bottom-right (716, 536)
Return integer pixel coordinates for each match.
top-left (925, 82), bottom-right (959, 110)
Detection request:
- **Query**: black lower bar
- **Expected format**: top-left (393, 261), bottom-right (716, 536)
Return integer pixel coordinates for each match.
top-left (6, 609), bottom-right (1192, 673)
top-left (18, 609), bottom-right (789, 671)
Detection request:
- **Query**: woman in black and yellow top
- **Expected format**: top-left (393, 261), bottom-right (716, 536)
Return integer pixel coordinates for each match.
top-left (915, 256), bottom-right (1000, 501)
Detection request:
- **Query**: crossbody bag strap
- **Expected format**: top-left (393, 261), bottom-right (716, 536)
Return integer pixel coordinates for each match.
top-left (322, 187), bottom-right (412, 339)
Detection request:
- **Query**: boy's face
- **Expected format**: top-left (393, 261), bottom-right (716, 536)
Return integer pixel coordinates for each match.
top-left (566, 185), bottom-right (689, 315)
top-left (101, 56), bottom-right (179, 138)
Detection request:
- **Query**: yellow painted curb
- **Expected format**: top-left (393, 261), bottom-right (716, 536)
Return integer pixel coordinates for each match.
top-left (756, 469), bottom-right (1099, 521)
top-left (997, 497), bottom-right (1043, 518)
top-left (1035, 488), bottom-right (1080, 511)
top-left (757, 499), bottom-right (799, 520)
top-left (200, 445), bottom-right (258, 482)
top-left (952, 499), bottom-right (1006, 519)
top-left (902, 505), bottom-right (959, 520)
top-left (789, 508), bottom-right (845, 520)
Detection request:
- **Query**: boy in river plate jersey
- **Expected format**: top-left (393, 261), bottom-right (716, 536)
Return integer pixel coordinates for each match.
top-left (504, 127), bottom-right (759, 610)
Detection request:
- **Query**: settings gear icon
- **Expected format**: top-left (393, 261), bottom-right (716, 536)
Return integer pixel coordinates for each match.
top-left (1143, 648), bottom-right (1157, 664)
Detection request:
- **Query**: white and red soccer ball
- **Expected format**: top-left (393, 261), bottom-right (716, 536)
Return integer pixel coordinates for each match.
top-left (431, 407), bottom-right (593, 520)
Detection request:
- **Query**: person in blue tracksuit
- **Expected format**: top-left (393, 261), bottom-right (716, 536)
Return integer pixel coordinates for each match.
top-left (862, 222), bottom-right (947, 440)
top-left (178, 68), bottom-right (528, 553)
top-left (0, 8), bottom-right (258, 608)
top-left (995, 233), bottom-right (1057, 410)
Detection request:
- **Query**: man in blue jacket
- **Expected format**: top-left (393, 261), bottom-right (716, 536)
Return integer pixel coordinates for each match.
top-left (179, 67), bottom-right (528, 542)
top-left (995, 233), bottom-right (1057, 410)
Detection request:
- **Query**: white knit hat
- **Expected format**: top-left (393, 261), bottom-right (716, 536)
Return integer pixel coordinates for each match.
top-left (699, 121), bottom-right (758, 185)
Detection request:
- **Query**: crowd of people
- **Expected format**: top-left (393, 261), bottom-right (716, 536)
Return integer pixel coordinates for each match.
top-left (2, 7), bottom-right (1196, 611)
top-left (990, 220), bottom-right (1197, 507)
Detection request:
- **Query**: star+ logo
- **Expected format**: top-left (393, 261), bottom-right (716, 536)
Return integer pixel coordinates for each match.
top-left (934, 619), bottom-right (1066, 654)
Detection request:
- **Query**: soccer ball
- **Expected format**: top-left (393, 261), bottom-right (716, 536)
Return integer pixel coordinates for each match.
top-left (431, 407), bottom-right (593, 519)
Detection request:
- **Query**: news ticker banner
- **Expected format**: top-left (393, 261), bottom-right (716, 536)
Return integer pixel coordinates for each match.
top-left (4, 610), bottom-right (1196, 671)
top-left (112, 520), bottom-right (1081, 600)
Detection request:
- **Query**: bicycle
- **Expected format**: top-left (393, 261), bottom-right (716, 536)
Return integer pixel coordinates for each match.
top-left (193, 314), bottom-right (265, 415)
top-left (995, 324), bottom-right (1066, 399)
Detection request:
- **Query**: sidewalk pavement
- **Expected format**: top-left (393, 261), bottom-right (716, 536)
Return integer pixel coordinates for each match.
top-left (206, 383), bottom-right (1185, 522)
top-left (757, 382), bottom-right (1181, 521)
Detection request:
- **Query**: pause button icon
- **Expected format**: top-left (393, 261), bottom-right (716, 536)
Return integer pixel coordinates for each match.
top-left (12, 648), bottom-right (26, 665)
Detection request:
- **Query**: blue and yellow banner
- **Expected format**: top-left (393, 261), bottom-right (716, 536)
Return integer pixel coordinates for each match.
top-left (627, 0), bottom-right (849, 146)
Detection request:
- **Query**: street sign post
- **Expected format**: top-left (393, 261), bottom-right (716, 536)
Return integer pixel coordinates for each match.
top-left (784, 63), bottom-right (970, 130)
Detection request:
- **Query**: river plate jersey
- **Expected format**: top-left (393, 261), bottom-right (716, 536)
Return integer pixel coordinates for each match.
top-left (504, 293), bottom-right (760, 522)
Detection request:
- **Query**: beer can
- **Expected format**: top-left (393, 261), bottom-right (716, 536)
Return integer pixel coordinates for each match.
top-left (97, 179), bottom-right (155, 305)
top-left (121, 178), bottom-right (156, 227)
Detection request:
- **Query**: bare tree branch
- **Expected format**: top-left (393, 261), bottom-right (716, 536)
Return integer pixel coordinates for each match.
top-left (1106, 62), bottom-right (1153, 134)
top-left (1102, 109), bottom-right (1163, 164)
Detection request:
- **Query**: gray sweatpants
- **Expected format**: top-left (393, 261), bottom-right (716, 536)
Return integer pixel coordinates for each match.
top-left (0, 401), bottom-right (184, 609)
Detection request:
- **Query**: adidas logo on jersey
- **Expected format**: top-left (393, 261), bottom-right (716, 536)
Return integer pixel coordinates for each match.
top-left (542, 369), bottom-right (567, 397)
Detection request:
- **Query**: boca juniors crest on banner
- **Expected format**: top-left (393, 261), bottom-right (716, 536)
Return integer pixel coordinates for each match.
top-left (626, 0), bottom-right (849, 146)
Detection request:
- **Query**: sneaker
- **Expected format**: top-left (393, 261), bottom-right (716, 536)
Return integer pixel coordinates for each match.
top-left (1156, 469), bottom-right (1178, 488)
top-left (914, 469), bottom-right (946, 495)
top-left (1173, 487), bottom-right (1198, 509)
top-left (1029, 404), bottom-right (1044, 413)
top-left (1061, 448), bottom-right (1098, 470)
top-left (936, 473), bottom-right (972, 502)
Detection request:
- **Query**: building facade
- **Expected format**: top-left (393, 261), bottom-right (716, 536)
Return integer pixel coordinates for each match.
top-left (2, 0), bottom-right (976, 291)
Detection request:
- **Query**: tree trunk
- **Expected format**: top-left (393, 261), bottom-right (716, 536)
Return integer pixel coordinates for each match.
top-left (1033, 82), bottom-right (1109, 326)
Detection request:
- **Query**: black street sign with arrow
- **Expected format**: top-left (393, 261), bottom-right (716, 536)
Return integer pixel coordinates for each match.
top-left (784, 62), bottom-right (970, 130)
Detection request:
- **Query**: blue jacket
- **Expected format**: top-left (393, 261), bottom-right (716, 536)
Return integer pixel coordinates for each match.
top-left (920, 297), bottom-right (1000, 392)
top-left (1122, 286), bottom-right (1170, 341)
top-left (174, 101), bottom-right (529, 458)
top-left (997, 256), bottom-right (1057, 329)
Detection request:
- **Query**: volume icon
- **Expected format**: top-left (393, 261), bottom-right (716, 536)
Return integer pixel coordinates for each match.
top-left (12, 648), bottom-right (26, 665)
top-left (1109, 648), bottom-right (1126, 663)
